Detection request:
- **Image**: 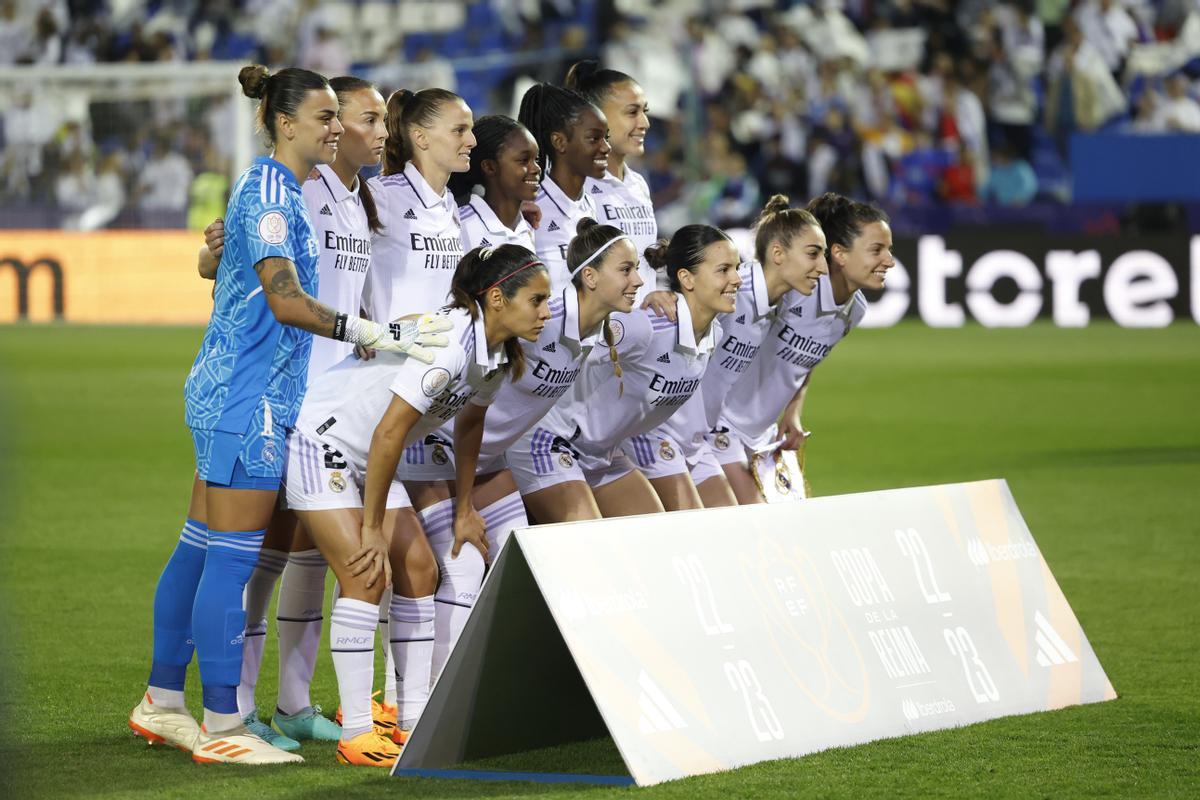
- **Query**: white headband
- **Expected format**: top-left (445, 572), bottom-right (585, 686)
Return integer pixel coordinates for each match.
top-left (569, 234), bottom-right (632, 278)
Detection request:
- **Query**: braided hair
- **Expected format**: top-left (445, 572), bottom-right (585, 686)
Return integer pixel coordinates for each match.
top-left (517, 82), bottom-right (597, 181)
top-left (447, 114), bottom-right (528, 206)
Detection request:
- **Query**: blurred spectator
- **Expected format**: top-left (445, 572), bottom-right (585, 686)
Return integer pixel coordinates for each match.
top-left (981, 144), bottom-right (1037, 207)
top-left (1074, 0), bottom-right (1140, 74)
top-left (1046, 18), bottom-right (1128, 149)
top-left (136, 135), bottom-right (192, 212)
top-left (1126, 88), bottom-right (1167, 133)
top-left (302, 24), bottom-right (350, 77)
top-left (1159, 72), bottom-right (1200, 131)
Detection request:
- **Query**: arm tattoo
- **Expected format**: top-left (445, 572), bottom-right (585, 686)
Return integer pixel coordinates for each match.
top-left (264, 266), bottom-right (303, 299)
top-left (304, 296), bottom-right (337, 326)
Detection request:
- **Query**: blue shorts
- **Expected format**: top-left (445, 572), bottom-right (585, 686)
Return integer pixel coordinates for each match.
top-left (191, 422), bottom-right (286, 491)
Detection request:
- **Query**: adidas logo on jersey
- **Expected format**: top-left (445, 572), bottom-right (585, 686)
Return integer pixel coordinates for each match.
top-left (319, 204), bottom-right (333, 216)
top-left (404, 208), bottom-right (418, 220)
top-left (590, 184), bottom-right (603, 194)
top-left (542, 341), bottom-right (556, 352)
top-left (656, 353), bottom-right (671, 364)
top-left (789, 305), bottom-right (804, 317)
top-left (479, 237), bottom-right (492, 247)
top-left (547, 220), bottom-right (560, 231)
top-left (735, 314), bottom-right (746, 324)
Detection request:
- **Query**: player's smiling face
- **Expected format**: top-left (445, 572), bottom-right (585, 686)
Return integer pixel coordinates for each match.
top-left (588, 239), bottom-right (642, 313)
top-left (775, 225), bottom-right (829, 296)
top-left (562, 106), bottom-right (611, 180)
top-left (490, 127), bottom-right (541, 203)
top-left (336, 88), bottom-right (387, 170)
top-left (602, 81), bottom-right (649, 159)
top-left (837, 220), bottom-right (895, 292)
top-left (423, 98), bottom-right (476, 174)
top-left (683, 239), bottom-right (741, 314)
top-left (288, 87), bottom-right (343, 165)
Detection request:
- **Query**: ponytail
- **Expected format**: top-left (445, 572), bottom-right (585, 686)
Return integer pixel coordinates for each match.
top-left (753, 194), bottom-right (821, 265)
top-left (383, 87), bottom-right (463, 176)
top-left (517, 82), bottom-right (595, 182)
top-left (238, 64), bottom-right (329, 146)
top-left (329, 75), bottom-right (385, 233)
top-left (645, 225), bottom-right (733, 292)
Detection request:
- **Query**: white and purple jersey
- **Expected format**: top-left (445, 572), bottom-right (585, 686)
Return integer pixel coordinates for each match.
top-left (532, 174), bottom-right (595, 292)
top-left (527, 296), bottom-right (717, 471)
top-left (365, 161), bottom-right (465, 322)
top-left (458, 193), bottom-right (536, 252)
top-left (715, 276), bottom-right (866, 449)
top-left (301, 164), bottom-right (372, 380)
top-left (295, 307), bottom-right (507, 468)
top-left (585, 166), bottom-right (657, 302)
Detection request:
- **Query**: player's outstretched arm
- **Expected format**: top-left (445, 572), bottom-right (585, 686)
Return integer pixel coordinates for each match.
top-left (254, 256), bottom-right (452, 362)
top-left (451, 403), bottom-right (488, 563)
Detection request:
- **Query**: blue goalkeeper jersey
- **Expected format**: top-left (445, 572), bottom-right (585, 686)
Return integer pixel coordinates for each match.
top-left (185, 156), bottom-right (320, 436)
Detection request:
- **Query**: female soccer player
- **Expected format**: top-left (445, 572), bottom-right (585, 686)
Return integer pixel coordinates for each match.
top-left (128, 64), bottom-right (449, 766)
top-left (564, 60), bottom-right (658, 300)
top-left (283, 244), bottom-right (551, 765)
top-left (711, 192), bottom-right (893, 504)
top-left (397, 218), bottom-right (642, 687)
top-left (449, 114), bottom-right (540, 252)
top-left (365, 87), bottom-right (474, 324)
top-left (634, 195), bottom-right (829, 510)
top-left (518, 82), bottom-right (611, 290)
top-left (510, 224), bottom-right (741, 522)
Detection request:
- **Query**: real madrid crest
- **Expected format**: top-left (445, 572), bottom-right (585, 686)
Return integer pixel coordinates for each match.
top-left (775, 458), bottom-right (793, 494)
top-left (714, 432), bottom-right (731, 451)
top-left (329, 471), bottom-right (347, 493)
top-left (558, 452), bottom-right (574, 468)
top-left (261, 440), bottom-right (277, 463)
top-left (659, 439), bottom-right (676, 461)
top-left (431, 444), bottom-right (449, 465)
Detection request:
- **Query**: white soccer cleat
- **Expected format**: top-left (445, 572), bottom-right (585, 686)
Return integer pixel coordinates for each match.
top-left (191, 724), bottom-right (305, 765)
top-left (128, 692), bottom-right (201, 752)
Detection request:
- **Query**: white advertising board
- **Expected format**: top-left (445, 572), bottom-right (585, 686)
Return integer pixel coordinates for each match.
top-left (395, 479), bottom-right (1116, 786)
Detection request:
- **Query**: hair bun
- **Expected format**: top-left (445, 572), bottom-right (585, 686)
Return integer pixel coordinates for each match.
top-left (564, 59), bottom-right (602, 90)
top-left (762, 194), bottom-right (791, 216)
top-left (575, 216), bottom-right (600, 235)
top-left (644, 239), bottom-right (670, 272)
top-left (238, 64), bottom-right (270, 99)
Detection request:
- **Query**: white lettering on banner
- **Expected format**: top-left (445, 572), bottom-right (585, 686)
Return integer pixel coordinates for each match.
top-left (831, 548), bottom-right (896, 607)
top-left (724, 660), bottom-right (785, 742)
top-left (895, 528), bottom-right (951, 604)
top-left (674, 554), bottom-right (734, 635)
top-left (1104, 250), bottom-right (1178, 328)
top-left (918, 235), bottom-right (965, 327)
top-left (1046, 250), bottom-right (1102, 327)
top-left (965, 250), bottom-right (1044, 327)
top-left (902, 697), bottom-right (957, 721)
top-left (944, 626), bottom-right (1000, 703)
top-left (772, 575), bottom-right (809, 618)
top-left (966, 536), bottom-right (1040, 567)
top-left (861, 260), bottom-right (911, 328)
top-left (867, 626), bottom-right (932, 680)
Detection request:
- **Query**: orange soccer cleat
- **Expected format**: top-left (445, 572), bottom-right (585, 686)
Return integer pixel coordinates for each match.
top-left (335, 730), bottom-right (401, 768)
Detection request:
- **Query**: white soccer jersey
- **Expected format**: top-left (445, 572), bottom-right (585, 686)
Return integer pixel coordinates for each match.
top-left (301, 164), bottom-right (372, 380)
top-left (473, 286), bottom-right (599, 462)
top-left (532, 175), bottom-right (596, 292)
top-left (295, 307), bottom-right (507, 468)
top-left (365, 162), bottom-right (465, 322)
top-left (542, 295), bottom-right (717, 460)
top-left (716, 276), bottom-right (867, 447)
top-left (585, 166), bottom-right (657, 302)
top-left (458, 194), bottom-right (536, 252)
top-left (644, 260), bottom-right (777, 460)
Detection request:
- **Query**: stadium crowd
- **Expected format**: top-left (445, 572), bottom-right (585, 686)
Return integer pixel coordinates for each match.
top-left (2, 0), bottom-right (1200, 230)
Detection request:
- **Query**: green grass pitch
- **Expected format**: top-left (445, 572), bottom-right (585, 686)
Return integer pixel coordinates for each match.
top-left (0, 322), bottom-right (1197, 798)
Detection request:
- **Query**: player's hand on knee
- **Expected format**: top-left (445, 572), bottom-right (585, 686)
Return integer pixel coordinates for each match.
top-left (641, 290), bottom-right (677, 321)
top-left (451, 505), bottom-right (488, 563)
top-left (349, 524), bottom-right (390, 590)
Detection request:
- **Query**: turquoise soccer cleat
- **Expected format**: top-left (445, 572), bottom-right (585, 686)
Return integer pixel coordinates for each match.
top-left (273, 704), bottom-right (342, 742)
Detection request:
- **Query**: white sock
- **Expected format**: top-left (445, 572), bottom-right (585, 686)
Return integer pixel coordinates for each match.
top-left (203, 709), bottom-right (242, 733)
top-left (379, 587), bottom-right (396, 705)
top-left (330, 597), bottom-right (378, 741)
top-left (275, 548), bottom-right (328, 715)
top-left (426, 504), bottom-right (485, 684)
top-left (237, 548), bottom-right (287, 717)
top-left (389, 594), bottom-right (434, 728)
top-left (146, 686), bottom-right (186, 709)
top-left (481, 491), bottom-right (527, 560)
